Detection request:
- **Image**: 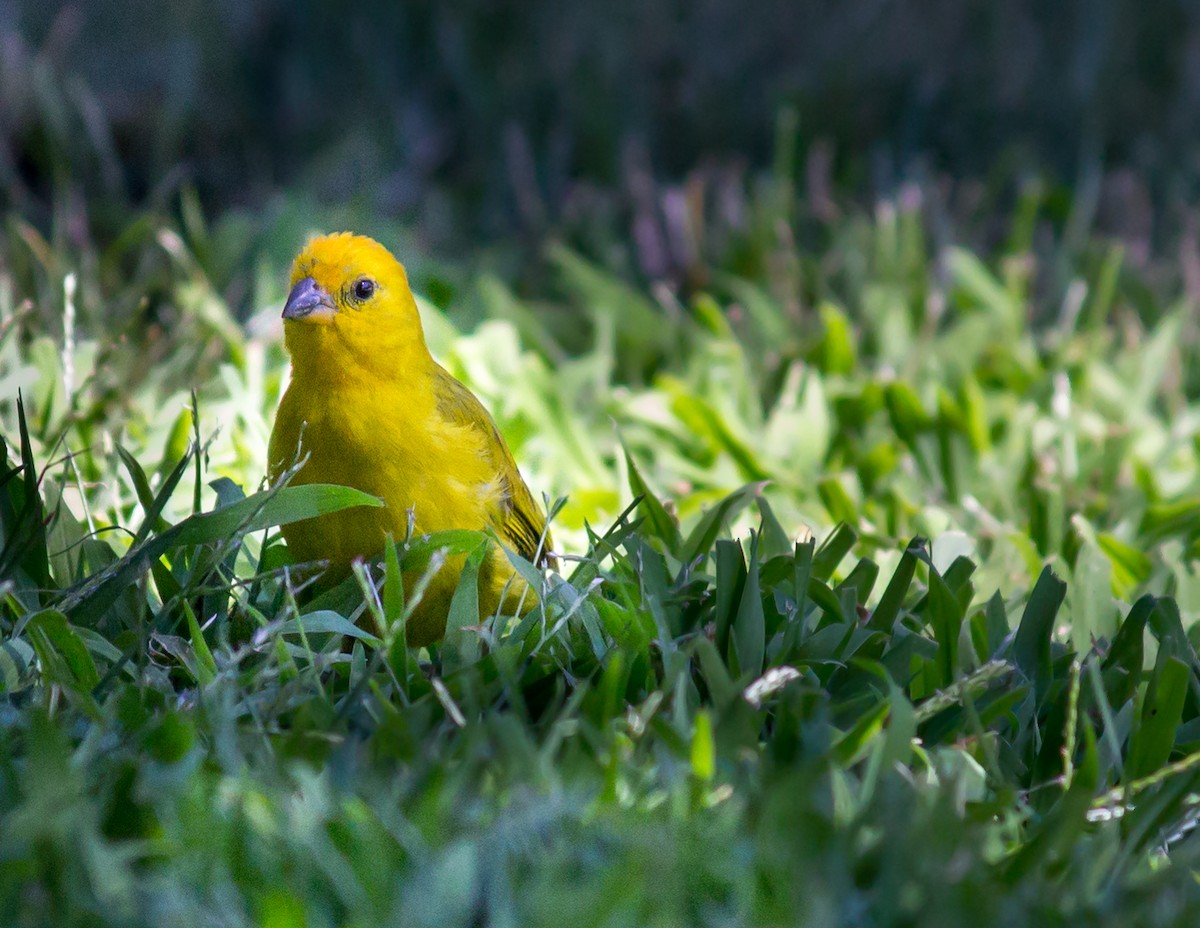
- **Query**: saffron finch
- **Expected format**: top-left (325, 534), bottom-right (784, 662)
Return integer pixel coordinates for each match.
top-left (268, 232), bottom-right (553, 646)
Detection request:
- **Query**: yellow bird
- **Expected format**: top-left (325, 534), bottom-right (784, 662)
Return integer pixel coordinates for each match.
top-left (268, 232), bottom-right (553, 646)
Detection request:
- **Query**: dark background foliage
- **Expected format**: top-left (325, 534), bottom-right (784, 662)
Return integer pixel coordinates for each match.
top-left (4, 0), bottom-right (1199, 248)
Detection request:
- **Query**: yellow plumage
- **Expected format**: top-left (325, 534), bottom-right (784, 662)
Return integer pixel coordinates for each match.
top-left (267, 232), bottom-right (553, 646)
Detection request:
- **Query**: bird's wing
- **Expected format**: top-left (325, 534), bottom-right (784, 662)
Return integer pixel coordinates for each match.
top-left (432, 364), bottom-right (554, 566)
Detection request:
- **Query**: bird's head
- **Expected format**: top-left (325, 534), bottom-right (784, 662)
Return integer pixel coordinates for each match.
top-left (281, 232), bottom-right (428, 379)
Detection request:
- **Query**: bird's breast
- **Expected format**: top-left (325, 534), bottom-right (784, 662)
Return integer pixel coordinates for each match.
top-left (272, 380), bottom-right (500, 536)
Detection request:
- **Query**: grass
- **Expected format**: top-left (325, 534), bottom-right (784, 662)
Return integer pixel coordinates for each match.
top-left (6, 164), bottom-right (1200, 926)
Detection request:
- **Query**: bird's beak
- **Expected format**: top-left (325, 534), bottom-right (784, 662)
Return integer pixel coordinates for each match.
top-left (282, 276), bottom-right (336, 322)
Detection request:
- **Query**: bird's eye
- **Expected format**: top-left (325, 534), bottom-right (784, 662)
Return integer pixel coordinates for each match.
top-left (352, 278), bottom-right (376, 301)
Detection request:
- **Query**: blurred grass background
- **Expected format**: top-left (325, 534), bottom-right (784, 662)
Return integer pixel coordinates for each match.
top-left (4, 1), bottom-right (1200, 290)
